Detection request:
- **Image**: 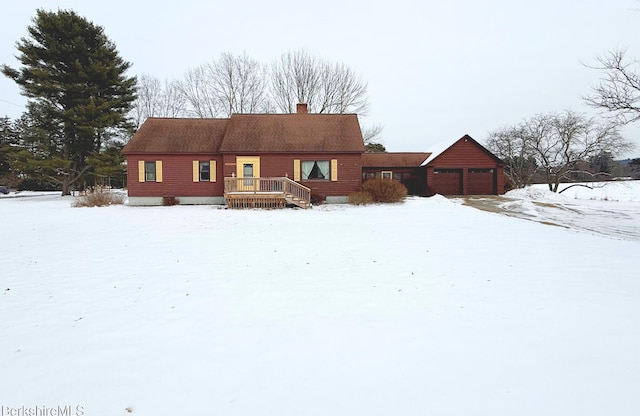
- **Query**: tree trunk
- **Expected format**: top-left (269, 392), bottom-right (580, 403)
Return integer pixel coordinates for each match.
top-left (61, 180), bottom-right (71, 196)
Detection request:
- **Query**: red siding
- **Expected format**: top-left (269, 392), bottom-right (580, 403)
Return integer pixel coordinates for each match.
top-left (222, 153), bottom-right (362, 197)
top-left (497, 166), bottom-right (505, 194)
top-left (126, 154), bottom-right (223, 197)
top-left (430, 138), bottom-right (499, 168)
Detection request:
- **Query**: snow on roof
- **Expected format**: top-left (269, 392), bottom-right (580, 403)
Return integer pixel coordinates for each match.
top-left (420, 139), bottom-right (457, 166)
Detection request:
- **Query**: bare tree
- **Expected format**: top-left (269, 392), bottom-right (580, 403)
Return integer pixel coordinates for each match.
top-left (178, 53), bottom-right (270, 117)
top-left (171, 49), bottom-right (371, 121)
top-left (362, 123), bottom-right (384, 144)
top-left (318, 62), bottom-right (369, 114)
top-left (487, 111), bottom-right (633, 192)
top-left (271, 50), bottom-right (321, 113)
top-left (162, 79), bottom-right (187, 118)
top-left (131, 74), bottom-right (186, 127)
top-left (270, 50), bottom-right (369, 114)
top-left (178, 65), bottom-right (221, 118)
top-left (584, 49), bottom-right (640, 125)
top-left (211, 52), bottom-right (269, 116)
top-left (486, 125), bottom-right (538, 188)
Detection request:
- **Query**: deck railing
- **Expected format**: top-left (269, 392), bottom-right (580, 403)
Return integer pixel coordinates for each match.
top-left (224, 177), bottom-right (311, 208)
top-left (282, 177), bottom-right (311, 204)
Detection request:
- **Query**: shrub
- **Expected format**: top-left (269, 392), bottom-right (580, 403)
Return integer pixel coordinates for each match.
top-left (362, 178), bottom-right (408, 203)
top-left (72, 191), bottom-right (125, 207)
top-left (310, 192), bottom-right (326, 205)
top-left (162, 196), bottom-right (180, 206)
top-left (348, 191), bottom-right (374, 205)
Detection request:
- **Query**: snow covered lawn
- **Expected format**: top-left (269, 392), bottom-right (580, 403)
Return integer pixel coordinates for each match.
top-left (1, 183), bottom-right (639, 416)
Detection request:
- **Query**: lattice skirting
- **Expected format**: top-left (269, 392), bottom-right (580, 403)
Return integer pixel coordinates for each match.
top-left (224, 194), bottom-right (287, 209)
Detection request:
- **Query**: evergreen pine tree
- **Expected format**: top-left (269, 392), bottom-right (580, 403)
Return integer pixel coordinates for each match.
top-left (1, 9), bottom-right (136, 194)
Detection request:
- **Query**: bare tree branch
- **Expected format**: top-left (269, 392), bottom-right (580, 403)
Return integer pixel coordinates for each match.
top-left (270, 49), bottom-right (369, 114)
top-left (131, 75), bottom-right (186, 127)
top-left (178, 65), bottom-right (221, 118)
top-left (584, 49), bottom-right (640, 125)
top-left (211, 52), bottom-right (269, 116)
top-left (362, 123), bottom-right (384, 144)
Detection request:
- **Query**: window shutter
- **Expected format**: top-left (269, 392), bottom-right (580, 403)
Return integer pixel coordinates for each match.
top-left (138, 161), bottom-right (145, 182)
top-left (331, 159), bottom-right (338, 181)
top-left (293, 159), bottom-right (301, 181)
top-left (210, 160), bottom-right (216, 182)
top-left (192, 161), bottom-right (199, 182)
top-left (156, 160), bottom-right (163, 183)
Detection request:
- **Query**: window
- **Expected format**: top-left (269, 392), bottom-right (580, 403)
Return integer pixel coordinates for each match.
top-left (145, 161), bottom-right (156, 182)
top-left (139, 160), bottom-right (162, 183)
top-left (301, 160), bottom-right (330, 180)
top-left (469, 168), bottom-right (494, 174)
top-left (382, 171), bottom-right (393, 180)
top-left (193, 160), bottom-right (215, 182)
top-left (199, 161), bottom-right (210, 181)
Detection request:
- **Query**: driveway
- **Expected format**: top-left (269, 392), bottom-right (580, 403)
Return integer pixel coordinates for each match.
top-left (454, 195), bottom-right (640, 242)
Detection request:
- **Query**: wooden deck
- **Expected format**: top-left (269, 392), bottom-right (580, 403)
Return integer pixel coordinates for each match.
top-left (224, 177), bottom-right (311, 209)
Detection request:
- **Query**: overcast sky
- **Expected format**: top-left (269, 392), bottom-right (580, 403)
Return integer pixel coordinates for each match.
top-left (2, 0), bottom-right (639, 156)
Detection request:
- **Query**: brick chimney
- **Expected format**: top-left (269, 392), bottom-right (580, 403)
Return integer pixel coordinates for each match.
top-left (296, 103), bottom-right (308, 114)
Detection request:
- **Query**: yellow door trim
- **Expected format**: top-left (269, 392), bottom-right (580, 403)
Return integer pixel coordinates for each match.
top-left (236, 156), bottom-right (260, 191)
top-left (236, 156), bottom-right (260, 178)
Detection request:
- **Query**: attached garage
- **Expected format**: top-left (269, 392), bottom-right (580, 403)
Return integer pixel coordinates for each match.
top-left (425, 135), bottom-right (505, 196)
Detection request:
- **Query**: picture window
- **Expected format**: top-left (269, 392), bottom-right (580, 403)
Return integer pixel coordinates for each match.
top-left (301, 160), bottom-right (330, 180)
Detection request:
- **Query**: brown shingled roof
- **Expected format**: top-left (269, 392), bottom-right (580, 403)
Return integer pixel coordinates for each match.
top-left (122, 118), bottom-right (229, 154)
top-left (361, 152), bottom-right (431, 168)
top-left (219, 113), bottom-right (365, 153)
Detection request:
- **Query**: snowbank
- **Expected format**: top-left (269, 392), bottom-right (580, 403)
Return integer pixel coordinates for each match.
top-left (507, 180), bottom-right (640, 202)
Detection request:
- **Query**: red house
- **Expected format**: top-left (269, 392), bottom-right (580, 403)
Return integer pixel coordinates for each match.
top-left (122, 104), bottom-right (365, 207)
top-left (122, 106), bottom-right (505, 206)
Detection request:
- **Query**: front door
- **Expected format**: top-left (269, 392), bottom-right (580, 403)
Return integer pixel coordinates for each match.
top-left (236, 156), bottom-right (261, 191)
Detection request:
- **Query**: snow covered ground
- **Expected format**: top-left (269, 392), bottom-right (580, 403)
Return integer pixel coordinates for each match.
top-left (1, 182), bottom-right (639, 416)
top-left (457, 181), bottom-right (640, 242)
